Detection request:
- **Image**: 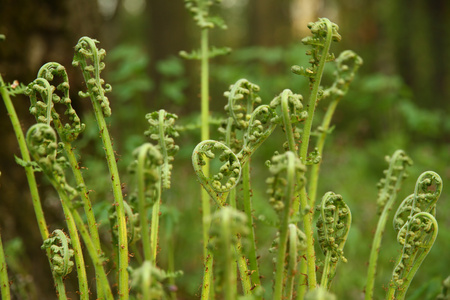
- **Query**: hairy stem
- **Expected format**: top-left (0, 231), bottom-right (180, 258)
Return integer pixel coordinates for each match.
top-left (242, 161), bottom-right (261, 290)
top-left (298, 19), bottom-right (335, 291)
top-left (0, 231), bottom-right (11, 300)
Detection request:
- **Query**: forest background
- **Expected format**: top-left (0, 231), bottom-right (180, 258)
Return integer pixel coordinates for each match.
top-left (0, 0), bottom-right (449, 299)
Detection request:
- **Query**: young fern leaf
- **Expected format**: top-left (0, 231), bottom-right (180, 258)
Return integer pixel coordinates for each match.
top-left (388, 212), bottom-right (438, 300)
top-left (207, 207), bottom-right (249, 299)
top-left (292, 19), bottom-right (341, 83)
top-left (145, 110), bottom-right (179, 189)
top-left (72, 36), bottom-right (112, 117)
top-left (73, 36), bottom-right (129, 299)
top-left (236, 104), bottom-right (278, 166)
top-left (192, 140), bottom-right (241, 206)
top-left (270, 89), bottom-right (307, 152)
top-left (376, 151), bottom-right (413, 213)
top-left (180, 0), bottom-right (231, 60)
top-left (224, 78), bottom-right (262, 130)
top-left (365, 150), bottom-right (413, 300)
top-left (129, 260), bottom-right (183, 300)
top-left (387, 171), bottom-right (443, 300)
top-left (128, 142), bottom-right (164, 261)
top-left (316, 192), bottom-right (351, 290)
top-left (34, 62), bottom-right (85, 141)
top-left (266, 151), bottom-right (306, 300)
top-left (26, 123), bottom-right (77, 200)
top-left (41, 229), bottom-right (75, 277)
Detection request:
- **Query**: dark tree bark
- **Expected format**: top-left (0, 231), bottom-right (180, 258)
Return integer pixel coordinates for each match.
top-left (0, 0), bottom-right (102, 298)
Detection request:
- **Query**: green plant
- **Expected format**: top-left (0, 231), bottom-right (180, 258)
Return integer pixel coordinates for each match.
top-left (0, 8), bottom-right (446, 300)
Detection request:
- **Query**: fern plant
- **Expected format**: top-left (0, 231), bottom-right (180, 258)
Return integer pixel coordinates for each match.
top-left (0, 7), bottom-right (446, 300)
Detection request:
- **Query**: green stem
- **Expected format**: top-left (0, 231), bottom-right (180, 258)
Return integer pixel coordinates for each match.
top-left (242, 161), bottom-right (261, 290)
top-left (236, 239), bottom-right (253, 295)
top-left (0, 230), bottom-right (11, 300)
top-left (297, 19), bottom-right (334, 291)
top-left (201, 250), bottom-right (213, 300)
top-left (0, 76), bottom-right (64, 295)
top-left (273, 152), bottom-right (296, 300)
top-left (53, 118), bottom-right (106, 298)
top-left (137, 146), bottom-right (152, 261)
top-left (200, 24), bottom-right (213, 298)
top-left (365, 152), bottom-right (410, 300)
top-left (89, 89), bottom-right (128, 299)
top-left (222, 211), bottom-right (236, 300)
top-left (286, 224), bottom-right (299, 300)
top-left (320, 251), bottom-right (332, 290)
top-left (150, 179), bottom-right (161, 262)
top-left (56, 191), bottom-right (89, 300)
top-left (296, 259), bottom-right (307, 300)
top-left (307, 98), bottom-right (339, 208)
top-left (0, 75), bottom-right (50, 243)
top-left (55, 276), bottom-right (68, 300)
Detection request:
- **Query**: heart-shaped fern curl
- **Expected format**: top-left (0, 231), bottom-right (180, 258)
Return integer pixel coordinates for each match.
top-left (192, 140), bottom-right (241, 206)
top-left (144, 110), bottom-right (179, 189)
top-left (316, 191), bottom-right (351, 290)
top-left (41, 229), bottom-right (75, 277)
top-left (72, 36), bottom-right (112, 117)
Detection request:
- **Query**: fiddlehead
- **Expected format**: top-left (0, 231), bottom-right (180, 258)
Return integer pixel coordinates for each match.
top-left (144, 110), bottom-right (179, 189)
top-left (219, 79), bottom-right (262, 152)
top-left (72, 36), bottom-right (112, 117)
top-left (129, 261), bottom-right (182, 300)
top-left (393, 171), bottom-right (442, 233)
top-left (387, 171), bottom-right (442, 300)
top-left (236, 104), bottom-right (277, 166)
top-left (223, 79), bottom-right (262, 130)
top-left (128, 143), bottom-right (164, 260)
top-left (180, 0), bottom-right (231, 60)
top-left (207, 206), bottom-right (248, 298)
top-left (266, 151), bottom-right (306, 214)
top-left (388, 212), bottom-right (438, 300)
top-left (321, 50), bottom-right (363, 100)
top-left (41, 229), bottom-right (74, 277)
top-left (32, 62), bottom-right (85, 142)
top-left (25, 78), bottom-right (54, 125)
top-left (292, 18), bottom-right (341, 84)
top-left (270, 89), bottom-right (307, 152)
top-left (365, 150), bottom-right (413, 300)
top-left (25, 123), bottom-right (77, 200)
top-left (316, 191), bottom-right (351, 290)
top-left (192, 140), bottom-right (241, 206)
top-left (376, 150), bottom-right (413, 213)
top-left (266, 151), bottom-right (306, 299)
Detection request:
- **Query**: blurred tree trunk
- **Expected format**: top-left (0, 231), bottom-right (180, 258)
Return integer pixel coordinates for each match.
top-left (379, 0), bottom-right (450, 107)
top-left (247, 0), bottom-right (294, 46)
top-left (0, 0), bottom-right (101, 298)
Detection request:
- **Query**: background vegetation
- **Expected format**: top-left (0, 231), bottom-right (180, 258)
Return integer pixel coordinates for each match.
top-left (1, 0), bottom-right (449, 299)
